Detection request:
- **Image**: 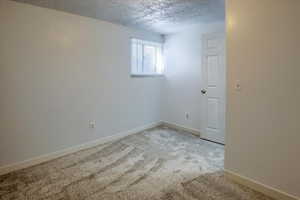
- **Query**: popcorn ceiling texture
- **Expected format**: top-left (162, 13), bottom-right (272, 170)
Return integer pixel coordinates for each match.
top-left (11, 0), bottom-right (225, 34)
top-left (0, 127), bottom-right (274, 200)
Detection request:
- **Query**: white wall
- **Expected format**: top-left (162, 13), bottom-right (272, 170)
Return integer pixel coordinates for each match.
top-left (162, 22), bottom-right (225, 133)
top-left (225, 0), bottom-right (300, 198)
top-left (0, 0), bottom-right (163, 167)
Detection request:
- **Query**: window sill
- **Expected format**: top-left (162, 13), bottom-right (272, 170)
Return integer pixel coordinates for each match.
top-left (130, 74), bottom-right (164, 78)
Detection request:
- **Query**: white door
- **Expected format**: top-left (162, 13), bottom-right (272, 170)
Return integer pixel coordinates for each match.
top-left (201, 33), bottom-right (226, 144)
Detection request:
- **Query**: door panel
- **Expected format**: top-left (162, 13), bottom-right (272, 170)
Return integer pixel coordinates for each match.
top-left (201, 33), bottom-right (225, 144)
top-left (207, 55), bottom-right (218, 87)
top-left (207, 98), bottom-right (219, 129)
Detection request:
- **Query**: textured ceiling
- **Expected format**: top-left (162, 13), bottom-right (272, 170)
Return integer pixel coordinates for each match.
top-left (12, 0), bottom-right (225, 34)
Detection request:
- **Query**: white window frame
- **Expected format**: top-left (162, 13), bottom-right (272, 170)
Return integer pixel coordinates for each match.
top-left (131, 38), bottom-right (164, 77)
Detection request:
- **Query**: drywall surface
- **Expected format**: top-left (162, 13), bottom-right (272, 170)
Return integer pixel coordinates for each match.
top-left (162, 22), bottom-right (225, 133)
top-left (0, 0), bottom-right (163, 167)
top-left (225, 0), bottom-right (300, 197)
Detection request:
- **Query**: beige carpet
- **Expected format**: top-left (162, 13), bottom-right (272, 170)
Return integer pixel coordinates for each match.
top-left (0, 126), bottom-right (274, 200)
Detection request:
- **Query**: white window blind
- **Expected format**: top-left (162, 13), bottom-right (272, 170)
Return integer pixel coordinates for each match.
top-left (131, 38), bottom-right (164, 76)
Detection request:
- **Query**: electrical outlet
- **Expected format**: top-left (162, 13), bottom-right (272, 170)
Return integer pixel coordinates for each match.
top-left (89, 120), bottom-right (96, 129)
top-left (185, 113), bottom-right (190, 120)
top-left (235, 80), bottom-right (242, 91)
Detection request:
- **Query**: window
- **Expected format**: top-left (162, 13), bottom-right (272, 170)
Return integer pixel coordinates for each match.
top-left (131, 38), bottom-right (164, 76)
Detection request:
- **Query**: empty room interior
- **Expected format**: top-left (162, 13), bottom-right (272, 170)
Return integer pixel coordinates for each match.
top-left (0, 0), bottom-right (299, 199)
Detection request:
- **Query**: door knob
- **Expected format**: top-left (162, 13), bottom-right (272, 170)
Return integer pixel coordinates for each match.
top-left (201, 89), bottom-right (207, 94)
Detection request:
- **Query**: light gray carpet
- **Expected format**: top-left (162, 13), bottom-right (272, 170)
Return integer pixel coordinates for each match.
top-left (0, 126), bottom-right (274, 200)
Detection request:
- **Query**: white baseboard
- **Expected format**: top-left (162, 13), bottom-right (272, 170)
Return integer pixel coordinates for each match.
top-left (225, 170), bottom-right (300, 200)
top-left (161, 121), bottom-right (228, 145)
top-left (0, 121), bottom-right (162, 176)
top-left (161, 121), bottom-right (201, 137)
